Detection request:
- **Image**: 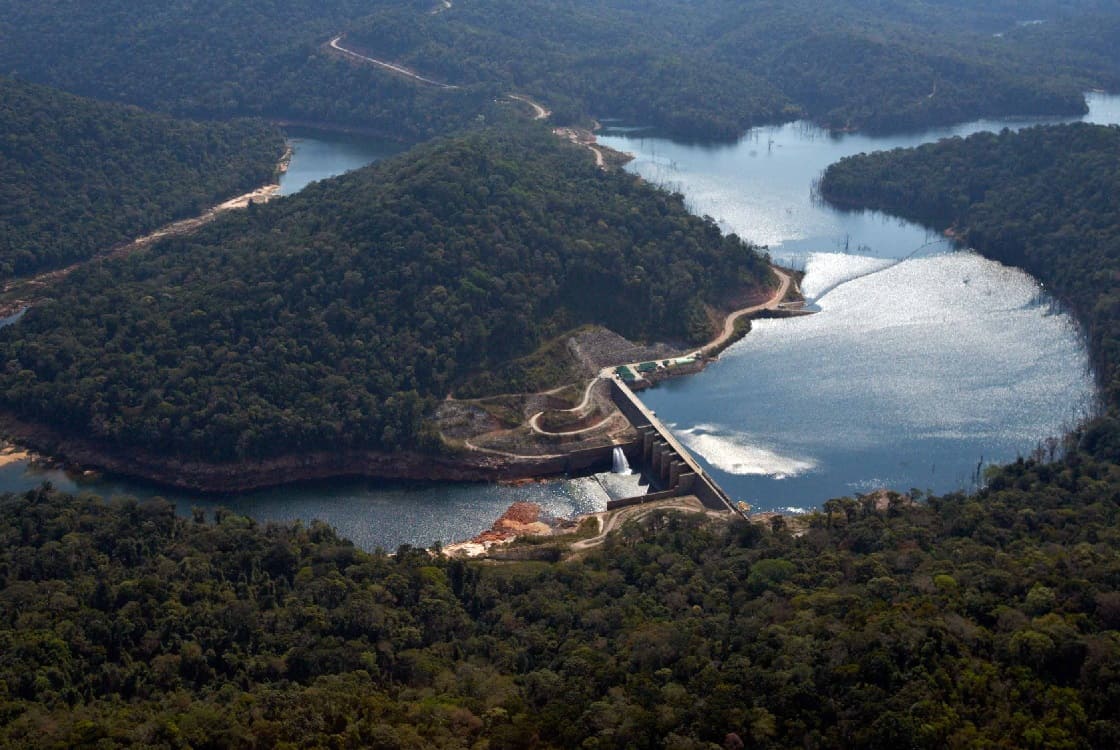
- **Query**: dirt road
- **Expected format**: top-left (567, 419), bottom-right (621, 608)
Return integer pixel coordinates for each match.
top-left (702, 266), bottom-right (791, 356)
top-left (595, 264), bottom-right (794, 381)
top-left (329, 35), bottom-right (459, 89)
top-left (0, 152), bottom-right (292, 318)
top-left (570, 495), bottom-right (721, 551)
top-left (588, 144), bottom-right (605, 167)
top-left (507, 94), bottom-right (550, 120)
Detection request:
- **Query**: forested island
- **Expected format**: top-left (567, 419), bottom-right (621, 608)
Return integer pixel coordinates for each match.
top-left (2, 0), bottom-right (1118, 140)
top-left (0, 77), bottom-right (284, 280)
top-left (0, 126), bottom-right (772, 473)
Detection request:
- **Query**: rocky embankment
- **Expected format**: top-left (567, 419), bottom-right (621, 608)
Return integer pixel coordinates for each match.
top-left (443, 502), bottom-right (558, 557)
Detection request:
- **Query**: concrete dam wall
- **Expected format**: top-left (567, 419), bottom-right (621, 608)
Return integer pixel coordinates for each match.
top-left (607, 378), bottom-right (738, 514)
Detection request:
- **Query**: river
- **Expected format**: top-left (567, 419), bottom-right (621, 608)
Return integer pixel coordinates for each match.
top-left (1, 104), bottom-right (1114, 544)
top-left (277, 129), bottom-right (404, 196)
top-left (596, 93), bottom-right (1117, 511)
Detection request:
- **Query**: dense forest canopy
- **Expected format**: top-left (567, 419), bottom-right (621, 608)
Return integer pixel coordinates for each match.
top-left (1, 0), bottom-right (1118, 139)
top-left (345, 0), bottom-right (1117, 137)
top-left (2, 447), bottom-right (1119, 747)
top-left (0, 0), bottom-right (496, 141)
top-left (0, 76), bottom-right (284, 280)
top-left (0, 126), bottom-right (771, 462)
top-left (994, 13), bottom-right (1120, 103)
top-left (820, 123), bottom-right (1120, 454)
top-left (0, 2), bottom-right (1118, 749)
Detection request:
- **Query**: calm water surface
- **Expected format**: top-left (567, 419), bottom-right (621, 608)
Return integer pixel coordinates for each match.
top-left (0, 462), bottom-right (629, 552)
top-left (3, 100), bottom-right (1115, 542)
top-left (278, 130), bottom-right (403, 196)
top-left (596, 93), bottom-right (1118, 510)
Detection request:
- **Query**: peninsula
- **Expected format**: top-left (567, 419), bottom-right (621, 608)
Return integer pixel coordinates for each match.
top-left (0, 126), bottom-right (779, 491)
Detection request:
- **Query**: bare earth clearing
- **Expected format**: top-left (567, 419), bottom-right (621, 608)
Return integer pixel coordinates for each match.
top-left (443, 492), bottom-right (813, 559)
top-left (445, 265), bottom-right (802, 459)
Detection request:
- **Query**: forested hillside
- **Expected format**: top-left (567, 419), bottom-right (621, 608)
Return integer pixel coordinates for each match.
top-left (997, 12), bottom-right (1120, 90)
top-left (0, 126), bottom-right (771, 462)
top-left (2, 0), bottom-right (1117, 140)
top-left (342, 0), bottom-right (793, 139)
top-left (2, 5), bottom-right (1120, 749)
top-left (345, 0), bottom-right (1113, 137)
top-left (2, 448), bottom-right (1119, 748)
top-left (0, 77), bottom-right (284, 280)
top-left (820, 123), bottom-right (1120, 442)
top-left (0, 0), bottom-right (495, 140)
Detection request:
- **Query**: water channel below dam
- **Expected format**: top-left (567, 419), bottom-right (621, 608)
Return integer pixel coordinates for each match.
top-left (2, 96), bottom-right (1117, 548)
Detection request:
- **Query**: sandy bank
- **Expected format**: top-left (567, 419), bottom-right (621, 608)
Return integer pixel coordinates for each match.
top-left (0, 444), bottom-right (30, 469)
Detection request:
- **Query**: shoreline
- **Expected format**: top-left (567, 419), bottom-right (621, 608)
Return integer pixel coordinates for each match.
top-left (0, 266), bottom-right (803, 495)
top-left (441, 493), bottom-right (818, 559)
top-left (0, 409), bottom-right (626, 494)
top-left (273, 118), bottom-right (414, 143)
top-left (0, 421), bottom-right (822, 559)
top-left (0, 264), bottom-right (822, 559)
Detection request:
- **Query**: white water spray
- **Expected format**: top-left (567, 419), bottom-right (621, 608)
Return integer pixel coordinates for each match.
top-left (612, 446), bottom-right (633, 475)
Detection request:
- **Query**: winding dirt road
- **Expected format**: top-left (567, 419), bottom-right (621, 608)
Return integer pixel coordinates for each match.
top-left (476, 265), bottom-right (797, 451)
top-left (329, 35), bottom-right (459, 89)
top-left (0, 152), bottom-right (292, 318)
top-left (570, 495), bottom-right (717, 551)
top-left (327, 36), bottom-right (559, 132)
top-left (507, 94), bottom-right (550, 120)
top-left (702, 266), bottom-right (791, 356)
top-left (588, 145), bottom-right (605, 168)
top-left (528, 376), bottom-right (601, 436)
top-left (595, 264), bottom-right (794, 381)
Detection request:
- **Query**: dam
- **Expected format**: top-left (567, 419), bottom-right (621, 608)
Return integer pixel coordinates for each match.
top-left (608, 377), bottom-right (739, 515)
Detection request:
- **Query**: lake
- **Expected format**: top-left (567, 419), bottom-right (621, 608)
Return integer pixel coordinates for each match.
top-left (596, 93), bottom-right (1117, 510)
top-left (1, 101), bottom-right (1114, 543)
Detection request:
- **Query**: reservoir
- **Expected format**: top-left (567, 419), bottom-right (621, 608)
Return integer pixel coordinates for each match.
top-left (2, 99), bottom-right (1116, 544)
top-left (597, 93), bottom-right (1117, 511)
